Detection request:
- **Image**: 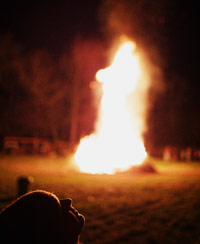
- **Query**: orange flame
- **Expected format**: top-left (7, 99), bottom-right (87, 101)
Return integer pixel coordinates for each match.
top-left (74, 39), bottom-right (147, 174)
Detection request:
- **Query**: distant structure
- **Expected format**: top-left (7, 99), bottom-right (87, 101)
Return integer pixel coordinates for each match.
top-left (163, 145), bottom-right (200, 161)
top-left (2, 136), bottom-right (69, 156)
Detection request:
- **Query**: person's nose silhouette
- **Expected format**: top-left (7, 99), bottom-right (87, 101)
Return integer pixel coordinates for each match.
top-left (60, 198), bottom-right (73, 210)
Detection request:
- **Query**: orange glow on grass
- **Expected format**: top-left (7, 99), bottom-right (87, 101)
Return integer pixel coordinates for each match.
top-left (75, 39), bottom-right (147, 174)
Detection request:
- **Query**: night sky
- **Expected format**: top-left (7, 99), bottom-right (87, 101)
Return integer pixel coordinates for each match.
top-left (0, 1), bottom-right (102, 55)
top-left (0, 0), bottom-right (199, 153)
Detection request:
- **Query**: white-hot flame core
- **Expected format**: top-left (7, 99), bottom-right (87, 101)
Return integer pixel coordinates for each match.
top-left (74, 40), bottom-right (147, 174)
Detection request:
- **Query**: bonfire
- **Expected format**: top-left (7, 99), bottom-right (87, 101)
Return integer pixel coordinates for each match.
top-left (75, 37), bottom-right (148, 174)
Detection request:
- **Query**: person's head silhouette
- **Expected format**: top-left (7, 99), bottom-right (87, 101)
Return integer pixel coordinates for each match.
top-left (0, 190), bottom-right (85, 244)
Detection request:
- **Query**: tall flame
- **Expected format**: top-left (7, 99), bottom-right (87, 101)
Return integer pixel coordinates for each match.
top-left (74, 39), bottom-right (147, 174)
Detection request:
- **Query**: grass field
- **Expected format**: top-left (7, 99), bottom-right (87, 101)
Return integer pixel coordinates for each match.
top-left (0, 154), bottom-right (200, 244)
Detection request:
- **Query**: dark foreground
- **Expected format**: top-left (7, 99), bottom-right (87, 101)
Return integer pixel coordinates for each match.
top-left (0, 155), bottom-right (200, 244)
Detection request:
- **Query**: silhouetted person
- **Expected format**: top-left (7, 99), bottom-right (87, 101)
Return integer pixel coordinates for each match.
top-left (17, 176), bottom-right (33, 197)
top-left (0, 190), bottom-right (85, 244)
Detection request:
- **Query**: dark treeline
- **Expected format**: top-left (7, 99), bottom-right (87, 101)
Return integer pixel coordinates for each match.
top-left (0, 31), bottom-right (199, 155)
top-left (0, 33), bottom-right (104, 145)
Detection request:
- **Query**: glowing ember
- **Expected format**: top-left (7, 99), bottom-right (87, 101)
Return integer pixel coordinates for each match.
top-left (75, 39), bottom-right (147, 174)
